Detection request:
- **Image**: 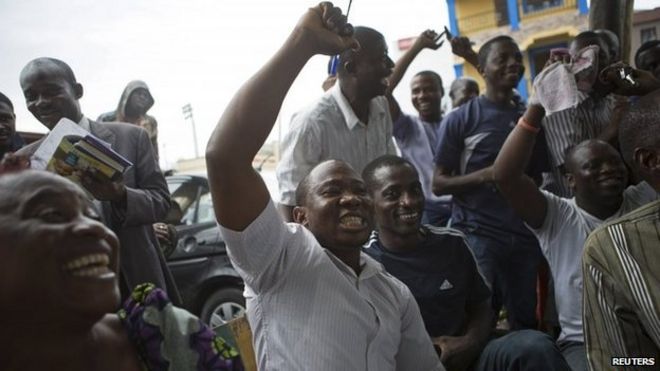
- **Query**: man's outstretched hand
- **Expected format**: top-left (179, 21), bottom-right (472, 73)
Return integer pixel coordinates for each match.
top-left (600, 62), bottom-right (660, 96)
top-left (444, 26), bottom-right (478, 67)
top-left (296, 2), bottom-right (360, 56)
top-left (413, 29), bottom-right (445, 51)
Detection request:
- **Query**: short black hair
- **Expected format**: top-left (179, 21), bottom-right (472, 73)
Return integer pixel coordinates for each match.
top-left (477, 35), bottom-right (516, 70)
top-left (338, 26), bottom-right (384, 76)
top-left (0, 92), bottom-right (13, 110)
top-left (634, 40), bottom-right (660, 69)
top-left (295, 172), bottom-right (313, 206)
top-left (449, 77), bottom-right (479, 98)
top-left (571, 31), bottom-right (608, 54)
top-left (21, 57), bottom-right (78, 86)
top-left (595, 29), bottom-right (620, 59)
top-left (619, 96), bottom-right (660, 169)
top-left (362, 155), bottom-right (417, 192)
top-left (412, 70), bottom-right (443, 89)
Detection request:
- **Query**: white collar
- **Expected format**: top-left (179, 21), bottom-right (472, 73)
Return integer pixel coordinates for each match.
top-left (330, 84), bottom-right (363, 130)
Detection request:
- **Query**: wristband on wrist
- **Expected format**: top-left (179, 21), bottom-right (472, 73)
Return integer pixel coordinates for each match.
top-left (517, 117), bottom-right (540, 134)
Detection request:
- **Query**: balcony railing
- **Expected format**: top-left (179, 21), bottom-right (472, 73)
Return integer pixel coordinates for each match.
top-left (457, 0), bottom-right (579, 35)
top-left (458, 9), bottom-right (508, 34)
top-left (520, 0), bottom-right (577, 19)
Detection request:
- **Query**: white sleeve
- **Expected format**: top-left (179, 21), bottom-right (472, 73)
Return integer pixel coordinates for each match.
top-left (276, 115), bottom-right (322, 206)
top-left (395, 285), bottom-right (445, 371)
top-left (527, 190), bottom-right (570, 258)
top-left (219, 200), bottom-right (292, 293)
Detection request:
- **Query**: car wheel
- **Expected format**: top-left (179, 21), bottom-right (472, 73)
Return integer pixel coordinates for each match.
top-left (200, 287), bottom-right (246, 330)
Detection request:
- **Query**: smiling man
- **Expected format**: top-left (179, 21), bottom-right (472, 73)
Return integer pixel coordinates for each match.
top-left (363, 155), bottom-right (571, 371)
top-left (276, 25), bottom-right (397, 221)
top-left (385, 30), bottom-right (452, 226)
top-left (15, 57), bottom-right (175, 301)
top-left (433, 35), bottom-right (549, 333)
top-left (206, 4), bottom-right (442, 370)
top-left (493, 102), bottom-right (658, 371)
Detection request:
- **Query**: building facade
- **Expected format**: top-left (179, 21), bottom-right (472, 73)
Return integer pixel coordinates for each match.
top-left (632, 7), bottom-right (660, 61)
top-left (447, 0), bottom-right (589, 100)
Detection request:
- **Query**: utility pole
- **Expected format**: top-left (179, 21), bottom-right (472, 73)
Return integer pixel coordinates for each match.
top-left (182, 103), bottom-right (199, 159)
top-left (589, 0), bottom-right (634, 63)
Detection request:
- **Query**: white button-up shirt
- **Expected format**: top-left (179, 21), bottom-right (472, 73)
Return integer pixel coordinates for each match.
top-left (277, 84), bottom-right (397, 206)
top-left (219, 200), bottom-right (443, 371)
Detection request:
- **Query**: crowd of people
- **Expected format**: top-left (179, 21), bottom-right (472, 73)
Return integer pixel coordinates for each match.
top-left (2, 2), bottom-right (660, 370)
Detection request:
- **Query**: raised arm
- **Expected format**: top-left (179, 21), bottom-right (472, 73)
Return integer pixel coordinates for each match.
top-left (492, 104), bottom-right (548, 228)
top-left (386, 30), bottom-right (443, 121)
top-left (206, 3), bottom-right (357, 231)
top-left (387, 30), bottom-right (443, 95)
top-left (445, 27), bottom-right (479, 71)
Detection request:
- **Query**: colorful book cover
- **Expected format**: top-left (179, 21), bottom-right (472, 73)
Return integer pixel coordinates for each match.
top-left (46, 135), bottom-right (121, 182)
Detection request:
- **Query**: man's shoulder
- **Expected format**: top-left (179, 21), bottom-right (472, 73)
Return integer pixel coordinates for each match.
top-left (94, 120), bottom-right (147, 137)
top-left (97, 111), bottom-right (117, 122)
top-left (596, 199), bottom-right (660, 237)
top-left (440, 100), bottom-right (475, 129)
top-left (422, 226), bottom-right (473, 256)
top-left (424, 225), bottom-right (467, 243)
top-left (291, 94), bottom-right (340, 125)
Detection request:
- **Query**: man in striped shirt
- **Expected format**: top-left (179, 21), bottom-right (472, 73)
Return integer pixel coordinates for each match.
top-left (276, 24), bottom-right (397, 221)
top-left (582, 95), bottom-right (660, 370)
top-left (541, 31), bottom-right (619, 198)
top-left (206, 5), bottom-right (443, 370)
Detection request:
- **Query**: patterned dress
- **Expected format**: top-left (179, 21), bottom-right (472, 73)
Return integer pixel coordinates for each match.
top-left (118, 283), bottom-right (244, 371)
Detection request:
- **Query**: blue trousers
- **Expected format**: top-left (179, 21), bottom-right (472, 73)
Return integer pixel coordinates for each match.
top-left (558, 341), bottom-right (587, 371)
top-left (476, 330), bottom-right (571, 371)
top-left (466, 233), bottom-right (543, 330)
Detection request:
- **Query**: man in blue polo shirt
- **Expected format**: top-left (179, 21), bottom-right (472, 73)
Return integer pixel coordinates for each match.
top-left (363, 155), bottom-right (569, 371)
top-left (433, 36), bottom-right (549, 331)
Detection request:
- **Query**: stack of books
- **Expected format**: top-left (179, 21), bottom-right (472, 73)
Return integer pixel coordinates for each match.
top-left (47, 134), bottom-right (132, 181)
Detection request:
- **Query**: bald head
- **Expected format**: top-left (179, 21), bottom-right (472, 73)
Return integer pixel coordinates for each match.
top-left (295, 160), bottom-right (361, 206)
top-left (20, 57), bottom-right (78, 87)
top-left (0, 170), bottom-right (86, 213)
top-left (19, 57), bottom-right (83, 129)
top-left (565, 140), bottom-right (614, 174)
top-left (449, 77), bottom-right (479, 107)
top-left (337, 26), bottom-right (385, 76)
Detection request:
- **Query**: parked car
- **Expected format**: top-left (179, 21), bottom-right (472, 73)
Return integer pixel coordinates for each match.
top-left (165, 174), bottom-right (245, 330)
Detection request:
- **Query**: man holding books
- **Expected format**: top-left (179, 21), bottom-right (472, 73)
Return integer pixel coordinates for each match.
top-left (16, 57), bottom-right (178, 301)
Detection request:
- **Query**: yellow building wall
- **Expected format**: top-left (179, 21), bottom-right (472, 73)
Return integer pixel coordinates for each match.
top-left (455, 0), bottom-right (495, 18)
top-left (455, 0), bottom-right (498, 35)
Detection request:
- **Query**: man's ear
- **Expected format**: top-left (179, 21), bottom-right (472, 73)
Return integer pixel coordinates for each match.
top-left (565, 172), bottom-right (575, 190)
top-left (74, 83), bottom-right (83, 99)
top-left (478, 64), bottom-right (486, 77)
top-left (634, 147), bottom-right (660, 172)
top-left (343, 61), bottom-right (355, 74)
top-left (292, 206), bottom-right (308, 226)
